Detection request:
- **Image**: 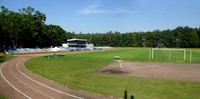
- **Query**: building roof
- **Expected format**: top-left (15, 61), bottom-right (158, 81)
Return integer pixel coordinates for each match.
top-left (67, 39), bottom-right (87, 42)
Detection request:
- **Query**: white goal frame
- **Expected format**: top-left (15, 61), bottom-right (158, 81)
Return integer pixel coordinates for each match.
top-left (151, 48), bottom-right (186, 61)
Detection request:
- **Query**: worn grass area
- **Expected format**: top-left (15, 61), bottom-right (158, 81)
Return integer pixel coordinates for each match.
top-left (25, 48), bottom-right (200, 99)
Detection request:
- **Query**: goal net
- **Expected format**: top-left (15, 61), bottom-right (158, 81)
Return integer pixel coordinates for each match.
top-left (151, 48), bottom-right (186, 62)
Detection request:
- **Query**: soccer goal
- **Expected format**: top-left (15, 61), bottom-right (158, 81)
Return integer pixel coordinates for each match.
top-left (151, 48), bottom-right (186, 61)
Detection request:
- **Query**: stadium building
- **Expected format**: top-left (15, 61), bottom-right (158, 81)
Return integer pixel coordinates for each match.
top-left (62, 39), bottom-right (94, 50)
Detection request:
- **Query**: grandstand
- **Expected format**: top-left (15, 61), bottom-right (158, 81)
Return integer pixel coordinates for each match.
top-left (62, 39), bottom-right (94, 51)
top-left (5, 39), bottom-right (111, 54)
top-left (5, 47), bottom-right (68, 54)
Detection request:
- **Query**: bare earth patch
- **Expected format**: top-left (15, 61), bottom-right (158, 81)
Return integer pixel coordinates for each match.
top-left (98, 62), bottom-right (200, 82)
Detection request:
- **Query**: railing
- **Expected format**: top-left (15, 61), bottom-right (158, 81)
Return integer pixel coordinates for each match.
top-left (124, 90), bottom-right (134, 99)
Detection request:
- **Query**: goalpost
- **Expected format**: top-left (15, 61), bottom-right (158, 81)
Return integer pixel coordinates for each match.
top-left (151, 48), bottom-right (186, 61)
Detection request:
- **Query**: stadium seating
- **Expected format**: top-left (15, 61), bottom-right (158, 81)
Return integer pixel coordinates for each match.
top-left (6, 46), bottom-right (111, 54)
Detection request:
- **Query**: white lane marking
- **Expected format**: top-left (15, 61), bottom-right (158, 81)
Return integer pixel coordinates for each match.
top-left (0, 62), bottom-right (32, 99)
top-left (17, 58), bottom-right (84, 99)
top-left (8, 60), bottom-right (55, 99)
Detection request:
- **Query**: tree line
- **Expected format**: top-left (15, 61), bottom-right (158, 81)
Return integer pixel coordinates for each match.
top-left (81, 27), bottom-right (200, 48)
top-left (0, 6), bottom-right (200, 50)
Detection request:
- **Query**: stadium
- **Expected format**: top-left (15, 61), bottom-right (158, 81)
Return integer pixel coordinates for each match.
top-left (1, 1), bottom-right (200, 99)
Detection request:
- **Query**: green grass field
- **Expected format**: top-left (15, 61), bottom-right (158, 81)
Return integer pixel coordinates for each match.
top-left (25, 48), bottom-right (200, 99)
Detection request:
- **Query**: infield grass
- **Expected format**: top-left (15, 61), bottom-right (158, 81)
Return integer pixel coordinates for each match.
top-left (26, 48), bottom-right (200, 99)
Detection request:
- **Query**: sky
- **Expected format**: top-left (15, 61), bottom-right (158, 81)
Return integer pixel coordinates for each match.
top-left (1, 0), bottom-right (200, 33)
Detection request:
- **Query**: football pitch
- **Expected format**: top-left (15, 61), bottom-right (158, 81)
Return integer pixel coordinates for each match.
top-left (25, 48), bottom-right (200, 99)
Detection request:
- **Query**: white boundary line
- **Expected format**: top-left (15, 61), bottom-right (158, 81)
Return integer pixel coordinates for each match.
top-left (0, 62), bottom-right (32, 99)
top-left (8, 60), bottom-right (54, 99)
top-left (114, 60), bottom-right (124, 69)
top-left (16, 58), bottom-right (84, 99)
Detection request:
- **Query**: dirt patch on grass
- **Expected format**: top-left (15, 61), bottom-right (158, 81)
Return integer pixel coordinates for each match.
top-left (98, 62), bottom-right (200, 82)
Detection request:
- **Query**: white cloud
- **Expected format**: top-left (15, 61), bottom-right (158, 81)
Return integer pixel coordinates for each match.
top-left (80, 0), bottom-right (104, 15)
top-left (80, 1), bottom-right (133, 15)
top-left (80, 9), bottom-right (104, 15)
top-left (80, 6), bottom-right (105, 15)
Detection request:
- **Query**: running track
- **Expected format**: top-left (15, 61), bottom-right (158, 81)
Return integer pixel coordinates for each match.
top-left (0, 54), bottom-right (112, 99)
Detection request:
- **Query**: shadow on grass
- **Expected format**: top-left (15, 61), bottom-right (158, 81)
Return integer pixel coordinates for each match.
top-left (99, 69), bottom-right (128, 74)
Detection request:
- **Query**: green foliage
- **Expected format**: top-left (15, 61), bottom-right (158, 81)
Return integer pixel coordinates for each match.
top-left (26, 48), bottom-right (200, 99)
top-left (74, 27), bottom-right (200, 48)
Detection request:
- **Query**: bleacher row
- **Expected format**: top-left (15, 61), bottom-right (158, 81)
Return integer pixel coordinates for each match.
top-left (6, 47), bottom-right (66, 54)
top-left (6, 47), bottom-right (106, 54)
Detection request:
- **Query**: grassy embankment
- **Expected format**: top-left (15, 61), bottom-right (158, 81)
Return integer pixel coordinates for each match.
top-left (0, 53), bottom-right (15, 62)
top-left (25, 48), bottom-right (200, 99)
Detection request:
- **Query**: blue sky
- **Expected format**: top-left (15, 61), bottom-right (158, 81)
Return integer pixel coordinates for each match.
top-left (1, 0), bottom-right (200, 33)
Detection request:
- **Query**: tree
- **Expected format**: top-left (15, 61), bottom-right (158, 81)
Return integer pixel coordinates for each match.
top-left (0, 6), bottom-right (10, 49)
top-left (45, 24), bottom-right (68, 47)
